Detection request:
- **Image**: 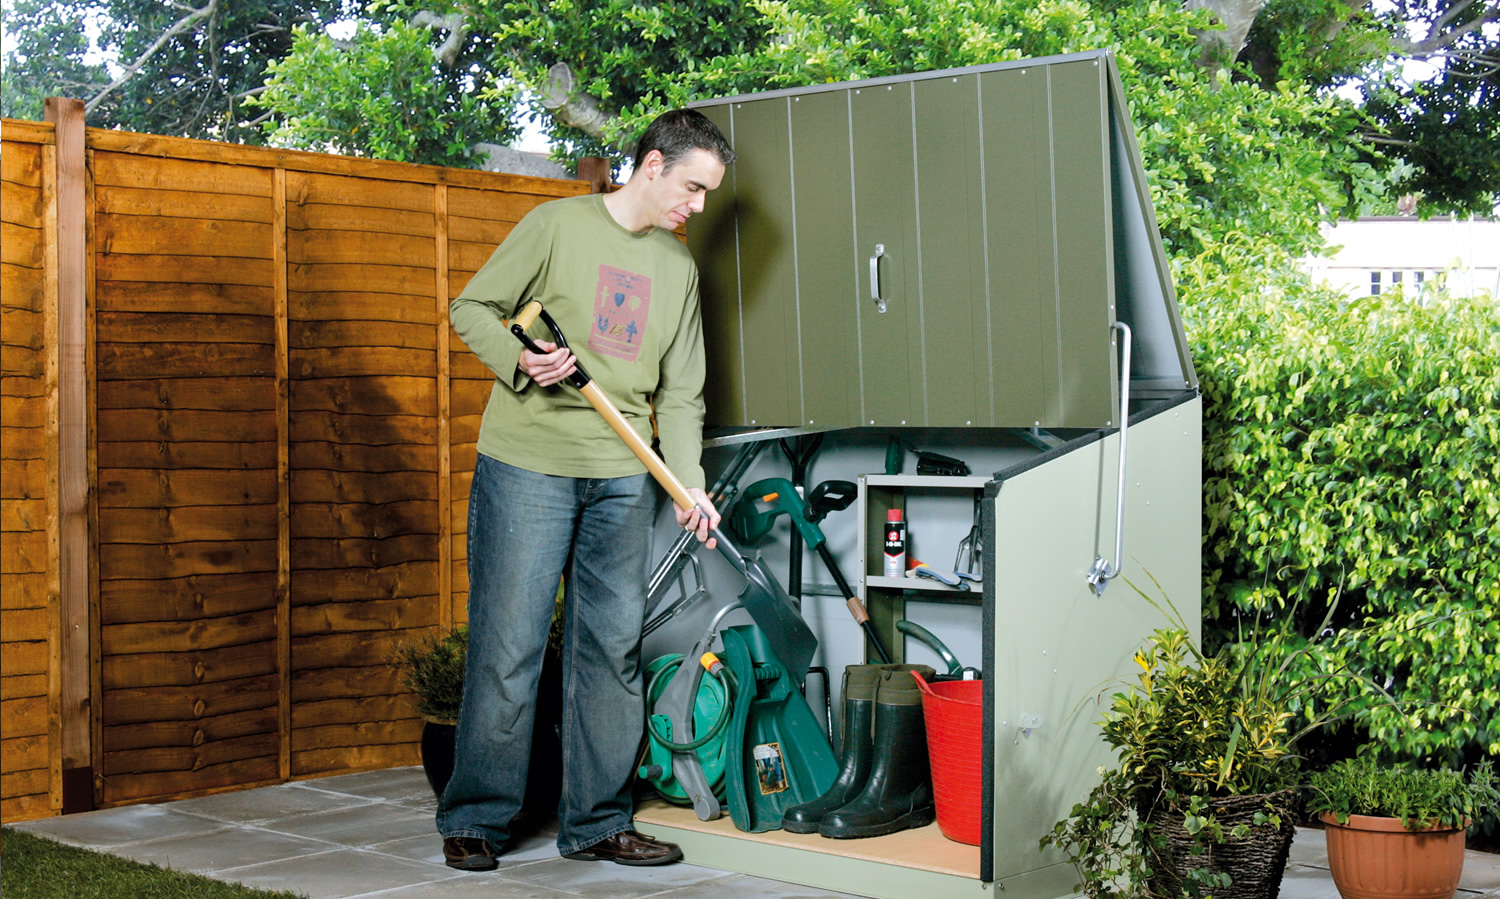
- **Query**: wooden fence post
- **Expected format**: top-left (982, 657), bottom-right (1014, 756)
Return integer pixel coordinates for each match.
top-left (435, 186), bottom-right (453, 633)
top-left (274, 168), bottom-right (291, 782)
top-left (578, 157), bottom-right (613, 194)
top-left (42, 97), bottom-right (93, 813)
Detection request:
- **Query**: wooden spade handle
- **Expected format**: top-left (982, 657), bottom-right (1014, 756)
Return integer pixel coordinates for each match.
top-left (509, 300), bottom-right (543, 332)
top-left (508, 298), bottom-right (705, 516)
top-left (578, 381), bottom-right (700, 512)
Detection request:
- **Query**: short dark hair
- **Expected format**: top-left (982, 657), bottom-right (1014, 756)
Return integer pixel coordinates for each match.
top-left (634, 109), bottom-right (735, 171)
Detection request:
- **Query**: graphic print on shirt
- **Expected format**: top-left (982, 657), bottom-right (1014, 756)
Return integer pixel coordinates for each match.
top-left (591, 265), bottom-right (651, 362)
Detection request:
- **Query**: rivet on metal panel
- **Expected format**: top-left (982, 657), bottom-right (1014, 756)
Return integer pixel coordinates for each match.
top-left (751, 420), bottom-right (756, 425)
top-left (887, 85), bottom-right (892, 90)
top-left (869, 420), bottom-right (876, 425)
top-left (966, 420), bottom-right (971, 425)
top-left (901, 420), bottom-right (906, 425)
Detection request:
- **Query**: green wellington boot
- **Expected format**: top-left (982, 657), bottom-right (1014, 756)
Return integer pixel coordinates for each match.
top-left (781, 664), bottom-right (879, 833)
top-left (818, 665), bottom-right (937, 839)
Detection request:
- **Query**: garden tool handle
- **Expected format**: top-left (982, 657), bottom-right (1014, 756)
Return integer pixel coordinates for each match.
top-left (811, 543), bottom-right (893, 663)
top-left (510, 300), bottom-right (544, 334)
top-left (505, 300), bottom-right (708, 519)
top-left (578, 380), bottom-right (700, 514)
top-left (504, 301), bottom-right (816, 680)
top-left (509, 300), bottom-right (590, 390)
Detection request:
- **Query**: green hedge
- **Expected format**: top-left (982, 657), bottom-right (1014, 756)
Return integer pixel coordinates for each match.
top-left (1180, 244), bottom-right (1500, 769)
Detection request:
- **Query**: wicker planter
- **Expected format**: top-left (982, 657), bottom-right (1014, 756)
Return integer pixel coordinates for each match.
top-left (1146, 789), bottom-right (1301, 899)
top-left (1320, 812), bottom-right (1467, 899)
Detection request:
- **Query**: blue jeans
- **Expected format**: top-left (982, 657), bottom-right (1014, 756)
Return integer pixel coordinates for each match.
top-left (436, 454), bottom-right (656, 854)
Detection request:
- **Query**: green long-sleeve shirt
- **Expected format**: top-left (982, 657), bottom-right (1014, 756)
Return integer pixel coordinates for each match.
top-left (450, 193), bottom-right (708, 489)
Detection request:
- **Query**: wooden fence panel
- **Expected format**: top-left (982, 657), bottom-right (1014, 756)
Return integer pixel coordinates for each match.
top-left (92, 149), bottom-right (282, 804)
top-left (1, 126), bottom-right (57, 822)
top-left (286, 170), bottom-right (440, 776)
top-left (443, 185), bottom-right (570, 623)
top-left (1, 119), bottom-right (590, 817)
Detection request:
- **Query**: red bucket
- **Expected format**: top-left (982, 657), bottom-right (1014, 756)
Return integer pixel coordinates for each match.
top-left (913, 671), bottom-right (983, 845)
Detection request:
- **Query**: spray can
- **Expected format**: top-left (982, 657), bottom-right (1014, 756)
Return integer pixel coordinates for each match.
top-left (883, 509), bottom-right (906, 577)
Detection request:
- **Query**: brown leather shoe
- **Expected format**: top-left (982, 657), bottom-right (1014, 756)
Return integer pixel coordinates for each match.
top-left (443, 836), bottom-right (500, 870)
top-left (564, 829), bottom-right (683, 866)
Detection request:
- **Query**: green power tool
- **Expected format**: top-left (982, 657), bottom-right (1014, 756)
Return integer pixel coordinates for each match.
top-left (731, 478), bottom-right (893, 664)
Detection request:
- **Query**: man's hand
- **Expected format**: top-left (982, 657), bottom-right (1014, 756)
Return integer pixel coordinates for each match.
top-left (676, 488), bottom-right (720, 551)
top-left (519, 339), bottom-right (577, 387)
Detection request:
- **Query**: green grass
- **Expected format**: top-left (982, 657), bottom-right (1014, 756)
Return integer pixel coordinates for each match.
top-left (1, 827), bottom-right (307, 899)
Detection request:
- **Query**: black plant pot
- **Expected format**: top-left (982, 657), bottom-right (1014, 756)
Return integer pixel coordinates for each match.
top-left (421, 720), bottom-right (457, 798)
top-left (419, 647), bottom-right (565, 808)
top-left (523, 646), bottom-right (564, 815)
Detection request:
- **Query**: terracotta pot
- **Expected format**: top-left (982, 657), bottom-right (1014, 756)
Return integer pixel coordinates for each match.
top-left (1320, 812), bottom-right (1467, 899)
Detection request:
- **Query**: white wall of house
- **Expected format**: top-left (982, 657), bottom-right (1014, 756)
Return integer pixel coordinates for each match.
top-left (1304, 216), bottom-right (1499, 301)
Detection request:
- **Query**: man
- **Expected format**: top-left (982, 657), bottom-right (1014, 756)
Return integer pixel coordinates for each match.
top-left (437, 109), bottom-right (734, 869)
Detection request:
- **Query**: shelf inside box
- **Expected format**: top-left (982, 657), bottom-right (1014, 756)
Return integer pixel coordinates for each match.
top-left (633, 798), bottom-right (981, 879)
top-left (866, 575), bottom-right (983, 595)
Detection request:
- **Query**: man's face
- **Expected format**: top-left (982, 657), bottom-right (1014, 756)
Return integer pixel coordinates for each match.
top-left (645, 148), bottom-right (726, 231)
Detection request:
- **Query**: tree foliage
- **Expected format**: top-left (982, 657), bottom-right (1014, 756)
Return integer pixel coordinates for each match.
top-left (1, 0), bottom-right (351, 143)
top-left (251, 19), bottom-right (519, 164)
top-left (7, 0), bottom-right (1493, 210)
top-left (1239, 0), bottom-right (1500, 215)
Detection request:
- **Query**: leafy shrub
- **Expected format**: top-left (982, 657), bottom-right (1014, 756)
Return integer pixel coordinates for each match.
top-left (1309, 756), bottom-right (1499, 830)
top-left (391, 626), bottom-right (467, 723)
top-left (1181, 255), bottom-right (1500, 775)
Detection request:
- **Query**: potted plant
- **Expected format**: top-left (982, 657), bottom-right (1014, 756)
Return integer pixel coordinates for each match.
top-left (391, 587), bottom-right (567, 803)
top-left (1309, 756), bottom-right (1498, 899)
top-left (391, 625), bottom-right (469, 796)
top-left (1041, 586), bottom-right (1389, 899)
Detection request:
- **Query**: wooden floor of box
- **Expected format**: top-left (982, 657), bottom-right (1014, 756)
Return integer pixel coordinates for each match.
top-left (633, 798), bottom-right (981, 879)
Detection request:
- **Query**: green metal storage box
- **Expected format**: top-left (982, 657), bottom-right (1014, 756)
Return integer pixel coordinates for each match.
top-left (688, 49), bottom-right (1196, 431)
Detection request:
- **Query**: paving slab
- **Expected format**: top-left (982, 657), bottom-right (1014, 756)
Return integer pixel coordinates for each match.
top-left (167, 783), bottom-right (374, 825)
top-left (649, 871), bottom-right (868, 899)
top-left (348, 873), bottom-right (583, 898)
top-left (367, 827), bottom-right (560, 869)
top-left (1278, 862), bottom-right (1343, 899)
top-left (1460, 849), bottom-right (1500, 892)
top-left (258, 801), bottom-right (437, 847)
top-left (1286, 827), bottom-right (1330, 868)
top-left (218, 846), bottom-right (461, 899)
top-left (495, 855), bottom-right (733, 899)
top-left (104, 825), bottom-right (342, 874)
top-left (22, 768), bottom-right (1500, 899)
top-left (9, 803), bottom-right (220, 848)
top-left (301, 768), bottom-right (435, 803)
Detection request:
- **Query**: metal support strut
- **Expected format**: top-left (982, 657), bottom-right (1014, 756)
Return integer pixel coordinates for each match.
top-left (1087, 321), bottom-right (1132, 595)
